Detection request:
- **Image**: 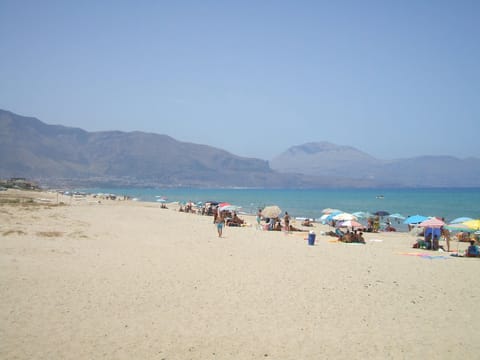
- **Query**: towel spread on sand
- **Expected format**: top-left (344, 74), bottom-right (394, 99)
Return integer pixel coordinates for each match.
top-left (398, 252), bottom-right (450, 260)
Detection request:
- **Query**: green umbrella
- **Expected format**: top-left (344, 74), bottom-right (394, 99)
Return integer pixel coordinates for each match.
top-left (444, 223), bottom-right (473, 232)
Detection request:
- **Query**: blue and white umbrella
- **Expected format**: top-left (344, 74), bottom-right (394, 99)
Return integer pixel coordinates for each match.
top-left (388, 213), bottom-right (406, 220)
top-left (404, 214), bottom-right (428, 224)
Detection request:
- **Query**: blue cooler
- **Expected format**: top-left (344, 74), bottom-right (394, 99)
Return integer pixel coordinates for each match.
top-left (308, 232), bottom-right (316, 246)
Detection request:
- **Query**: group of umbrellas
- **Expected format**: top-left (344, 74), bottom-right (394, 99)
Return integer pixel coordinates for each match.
top-left (319, 208), bottom-right (480, 233)
top-left (207, 202), bottom-right (480, 234)
top-left (403, 214), bottom-right (480, 233)
top-left (319, 208), bottom-right (374, 229)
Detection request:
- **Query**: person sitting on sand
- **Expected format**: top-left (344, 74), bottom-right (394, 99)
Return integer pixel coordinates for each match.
top-left (412, 239), bottom-right (425, 249)
top-left (302, 218), bottom-right (313, 227)
top-left (342, 231), bottom-right (353, 243)
top-left (385, 224), bottom-right (396, 232)
top-left (227, 212), bottom-right (244, 227)
top-left (466, 240), bottom-right (479, 257)
top-left (274, 219), bottom-right (282, 231)
top-left (356, 232), bottom-right (366, 244)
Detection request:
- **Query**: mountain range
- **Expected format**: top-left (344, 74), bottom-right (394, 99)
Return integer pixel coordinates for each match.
top-left (1, 109), bottom-right (479, 188)
top-left (270, 142), bottom-right (480, 187)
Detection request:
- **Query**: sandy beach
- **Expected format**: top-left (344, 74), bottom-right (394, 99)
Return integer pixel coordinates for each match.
top-left (1, 189), bottom-right (479, 359)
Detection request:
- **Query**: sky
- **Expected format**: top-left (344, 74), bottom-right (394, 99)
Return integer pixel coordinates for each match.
top-left (1, 0), bottom-right (479, 160)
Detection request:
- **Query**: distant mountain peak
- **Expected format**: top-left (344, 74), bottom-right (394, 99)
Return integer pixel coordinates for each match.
top-left (278, 141), bottom-right (377, 160)
top-left (288, 141), bottom-right (339, 153)
top-left (286, 141), bottom-right (370, 156)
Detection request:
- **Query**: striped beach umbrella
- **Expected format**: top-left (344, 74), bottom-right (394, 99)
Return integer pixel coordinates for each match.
top-left (463, 219), bottom-right (480, 231)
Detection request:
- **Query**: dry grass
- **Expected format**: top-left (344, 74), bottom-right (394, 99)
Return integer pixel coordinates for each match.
top-left (36, 231), bottom-right (64, 238)
top-left (0, 198), bottom-right (66, 210)
top-left (0, 198), bottom-right (35, 205)
top-left (2, 230), bottom-right (27, 236)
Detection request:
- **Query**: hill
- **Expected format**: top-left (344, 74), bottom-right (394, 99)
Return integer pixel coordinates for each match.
top-left (2, 110), bottom-right (478, 188)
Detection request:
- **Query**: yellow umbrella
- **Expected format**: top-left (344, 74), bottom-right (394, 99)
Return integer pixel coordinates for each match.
top-left (463, 219), bottom-right (480, 231)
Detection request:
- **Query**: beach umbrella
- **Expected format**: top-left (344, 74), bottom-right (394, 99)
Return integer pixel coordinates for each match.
top-left (219, 204), bottom-right (241, 212)
top-left (321, 208), bottom-right (341, 214)
top-left (419, 218), bottom-right (445, 228)
top-left (262, 205), bottom-right (282, 218)
top-left (450, 217), bottom-right (473, 224)
top-left (419, 218), bottom-right (445, 248)
top-left (374, 210), bottom-right (390, 217)
top-left (332, 212), bottom-right (357, 221)
top-left (444, 223), bottom-right (473, 232)
top-left (318, 212), bottom-right (340, 223)
top-left (388, 213), bottom-right (406, 220)
top-left (352, 211), bottom-right (372, 219)
top-left (318, 213), bottom-right (330, 223)
top-left (324, 210), bottom-right (342, 222)
top-left (463, 219), bottom-right (480, 231)
top-left (156, 198), bottom-right (166, 203)
top-left (404, 215), bottom-right (428, 224)
top-left (337, 220), bottom-right (363, 229)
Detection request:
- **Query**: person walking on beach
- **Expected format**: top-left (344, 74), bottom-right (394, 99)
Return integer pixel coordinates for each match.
top-left (215, 211), bottom-right (225, 237)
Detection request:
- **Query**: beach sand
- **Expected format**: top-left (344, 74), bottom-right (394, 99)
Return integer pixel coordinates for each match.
top-left (1, 189), bottom-right (479, 359)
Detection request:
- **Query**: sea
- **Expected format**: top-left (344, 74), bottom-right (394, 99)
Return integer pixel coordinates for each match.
top-left (78, 187), bottom-right (479, 227)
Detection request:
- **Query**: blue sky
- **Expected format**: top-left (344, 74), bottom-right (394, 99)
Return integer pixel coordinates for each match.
top-left (1, 0), bottom-right (479, 160)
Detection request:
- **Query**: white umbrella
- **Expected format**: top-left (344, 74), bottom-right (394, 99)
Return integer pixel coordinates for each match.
top-left (322, 208), bottom-right (342, 214)
top-left (333, 213), bottom-right (357, 221)
top-left (337, 220), bottom-right (363, 229)
top-left (262, 205), bottom-right (282, 218)
top-left (219, 204), bottom-right (241, 212)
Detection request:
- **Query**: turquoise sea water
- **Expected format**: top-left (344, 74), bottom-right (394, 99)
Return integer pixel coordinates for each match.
top-left (80, 187), bottom-right (479, 223)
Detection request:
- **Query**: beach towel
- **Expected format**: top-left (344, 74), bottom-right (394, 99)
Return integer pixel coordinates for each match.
top-left (398, 252), bottom-right (450, 260)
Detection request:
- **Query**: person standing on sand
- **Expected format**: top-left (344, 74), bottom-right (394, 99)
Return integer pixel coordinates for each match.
top-left (284, 211), bottom-right (290, 232)
top-left (256, 209), bottom-right (262, 229)
top-left (215, 211), bottom-right (225, 237)
top-left (442, 227), bottom-right (451, 252)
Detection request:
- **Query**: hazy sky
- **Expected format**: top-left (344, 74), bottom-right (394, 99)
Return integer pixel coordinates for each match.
top-left (1, 1), bottom-right (479, 160)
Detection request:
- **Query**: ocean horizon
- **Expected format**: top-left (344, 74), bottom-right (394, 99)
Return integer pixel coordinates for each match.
top-left (78, 187), bottom-right (480, 225)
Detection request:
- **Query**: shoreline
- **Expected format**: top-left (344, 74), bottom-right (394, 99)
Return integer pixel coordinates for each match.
top-left (1, 189), bottom-right (479, 359)
top-left (56, 186), bottom-right (480, 223)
